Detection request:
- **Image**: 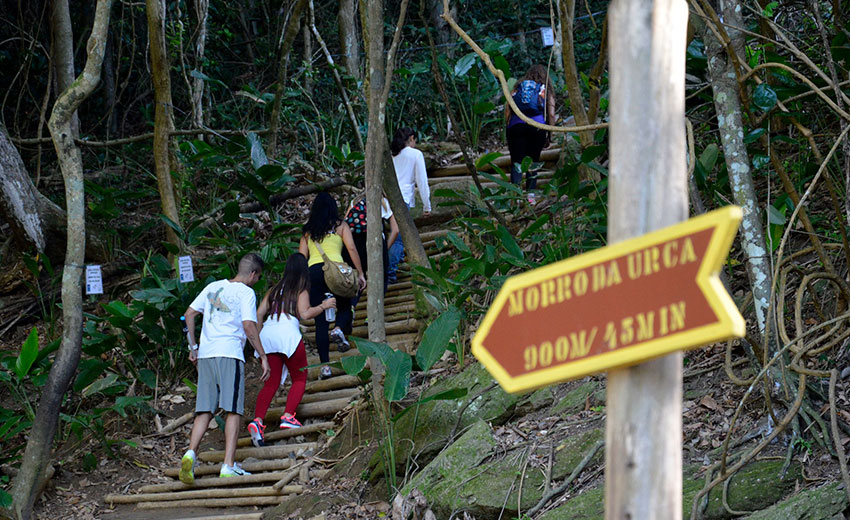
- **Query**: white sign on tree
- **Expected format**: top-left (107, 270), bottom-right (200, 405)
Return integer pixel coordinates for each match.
top-left (178, 255), bottom-right (194, 282)
top-left (86, 265), bottom-right (103, 295)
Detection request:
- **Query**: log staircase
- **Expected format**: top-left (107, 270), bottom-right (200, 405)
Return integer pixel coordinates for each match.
top-left (102, 148), bottom-right (561, 519)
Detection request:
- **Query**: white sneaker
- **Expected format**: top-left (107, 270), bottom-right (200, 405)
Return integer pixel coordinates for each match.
top-left (179, 449), bottom-right (196, 485)
top-left (220, 462), bottom-right (251, 478)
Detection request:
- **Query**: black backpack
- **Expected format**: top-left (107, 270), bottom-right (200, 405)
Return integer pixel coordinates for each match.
top-left (512, 80), bottom-right (544, 117)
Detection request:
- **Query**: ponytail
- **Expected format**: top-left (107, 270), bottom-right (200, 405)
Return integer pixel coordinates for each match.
top-left (391, 127), bottom-right (416, 156)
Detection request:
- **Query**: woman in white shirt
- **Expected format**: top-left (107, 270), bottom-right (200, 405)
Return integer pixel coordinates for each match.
top-left (388, 127), bottom-right (430, 283)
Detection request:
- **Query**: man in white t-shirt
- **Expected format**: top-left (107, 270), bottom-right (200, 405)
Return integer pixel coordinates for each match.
top-left (178, 253), bottom-right (271, 484)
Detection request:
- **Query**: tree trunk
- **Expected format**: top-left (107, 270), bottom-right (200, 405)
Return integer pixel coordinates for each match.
top-left (558, 0), bottom-right (593, 150)
top-left (191, 0), bottom-right (210, 130)
top-left (0, 122), bottom-right (106, 263)
top-left (11, 2), bottom-right (113, 518)
top-left (267, 0), bottom-right (308, 159)
top-left (51, 0), bottom-right (79, 138)
top-left (146, 0), bottom-right (183, 250)
top-left (302, 18), bottom-right (314, 96)
top-left (698, 3), bottom-right (773, 339)
top-left (427, 0), bottom-right (454, 50)
top-left (605, 1), bottom-right (688, 517)
top-left (337, 0), bottom-right (361, 80)
top-left (102, 28), bottom-right (118, 135)
top-left (0, 122), bottom-right (64, 256)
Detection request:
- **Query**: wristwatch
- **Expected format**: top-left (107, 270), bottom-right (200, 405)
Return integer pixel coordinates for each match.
top-left (188, 344), bottom-right (199, 351)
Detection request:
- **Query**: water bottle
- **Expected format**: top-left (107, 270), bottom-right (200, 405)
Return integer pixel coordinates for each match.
top-left (181, 316), bottom-right (196, 351)
top-left (324, 292), bottom-right (336, 322)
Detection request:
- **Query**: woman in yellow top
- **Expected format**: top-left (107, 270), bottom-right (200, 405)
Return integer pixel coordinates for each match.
top-left (298, 193), bottom-right (367, 378)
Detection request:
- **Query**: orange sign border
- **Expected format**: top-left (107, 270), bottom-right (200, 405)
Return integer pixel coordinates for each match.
top-left (471, 206), bottom-right (746, 394)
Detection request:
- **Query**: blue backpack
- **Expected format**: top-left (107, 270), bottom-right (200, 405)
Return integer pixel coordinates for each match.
top-left (512, 80), bottom-right (544, 117)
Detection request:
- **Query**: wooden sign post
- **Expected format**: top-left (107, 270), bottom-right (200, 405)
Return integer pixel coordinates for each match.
top-left (606, 1), bottom-right (690, 518)
top-left (471, 207), bottom-right (744, 393)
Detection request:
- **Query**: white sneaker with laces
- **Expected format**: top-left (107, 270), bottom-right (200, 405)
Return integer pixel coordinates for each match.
top-left (220, 462), bottom-right (251, 478)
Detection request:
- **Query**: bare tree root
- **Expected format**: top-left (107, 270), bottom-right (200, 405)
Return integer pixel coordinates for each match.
top-left (828, 369), bottom-right (850, 503)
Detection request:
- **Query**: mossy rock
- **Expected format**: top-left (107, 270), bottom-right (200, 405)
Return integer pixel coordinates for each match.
top-left (369, 361), bottom-right (521, 477)
top-left (536, 457), bottom-right (804, 520)
top-left (683, 459), bottom-right (803, 519)
top-left (552, 380), bottom-right (600, 416)
top-left (538, 485), bottom-right (605, 520)
top-left (742, 481), bottom-right (848, 520)
top-left (516, 385), bottom-right (555, 415)
top-left (402, 421), bottom-right (603, 518)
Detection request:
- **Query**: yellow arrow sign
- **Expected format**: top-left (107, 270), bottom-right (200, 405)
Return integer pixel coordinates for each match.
top-left (472, 206), bottom-right (745, 393)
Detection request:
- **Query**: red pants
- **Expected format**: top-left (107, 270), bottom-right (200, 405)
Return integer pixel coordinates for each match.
top-left (253, 340), bottom-right (308, 421)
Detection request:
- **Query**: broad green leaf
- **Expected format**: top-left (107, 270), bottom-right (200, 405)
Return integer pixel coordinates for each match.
top-left (384, 350), bottom-right (412, 402)
top-left (752, 83), bottom-right (778, 111)
top-left (340, 355), bottom-right (368, 376)
top-left (189, 69), bottom-right (227, 89)
top-left (416, 306), bottom-right (462, 372)
top-left (256, 164), bottom-right (284, 181)
top-left (82, 372), bottom-right (120, 398)
top-left (223, 201), bottom-right (240, 224)
top-left (454, 53), bottom-right (476, 77)
top-left (247, 132), bottom-right (268, 169)
top-left (392, 387), bottom-right (469, 422)
top-left (472, 101), bottom-right (495, 115)
top-left (138, 369), bottom-right (157, 390)
top-left (445, 232), bottom-right (470, 254)
top-left (15, 328), bottom-right (39, 380)
top-left (766, 205), bottom-right (786, 225)
top-left (479, 171), bottom-right (522, 194)
top-left (112, 396), bottom-right (149, 417)
top-left (73, 359), bottom-right (109, 392)
top-left (352, 337), bottom-right (394, 368)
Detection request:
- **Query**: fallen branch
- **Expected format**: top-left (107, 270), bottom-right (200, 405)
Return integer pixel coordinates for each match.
top-left (158, 411), bottom-right (193, 434)
top-left (273, 459), bottom-right (314, 490)
top-left (12, 128), bottom-right (270, 148)
top-left (136, 495), bottom-right (291, 509)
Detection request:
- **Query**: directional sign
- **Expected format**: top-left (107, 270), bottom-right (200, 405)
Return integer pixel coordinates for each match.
top-left (472, 206), bottom-right (745, 393)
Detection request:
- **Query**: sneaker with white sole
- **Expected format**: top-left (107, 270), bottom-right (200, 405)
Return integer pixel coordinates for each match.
top-left (179, 449), bottom-right (196, 485)
top-left (319, 366), bottom-right (333, 379)
top-left (280, 413), bottom-right (302, 429)
top-left (330, 328), bottom-right (351, 352)
top-left (220, 462), bottom-right (251, 478)
top-left (247, 419), bottom-right (266, 448)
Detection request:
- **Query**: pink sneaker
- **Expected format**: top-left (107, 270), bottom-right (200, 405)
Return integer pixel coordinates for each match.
top-left (247, 419), bottom-right (266, 447)
top-left (279, 413), bottom-right (302, 429)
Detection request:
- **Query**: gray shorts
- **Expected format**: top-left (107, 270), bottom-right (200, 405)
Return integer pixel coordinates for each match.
top-left (196, 357), bottom-right (245, 415)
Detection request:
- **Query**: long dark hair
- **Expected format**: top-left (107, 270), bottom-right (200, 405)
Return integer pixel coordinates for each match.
top-left (302, 192), bottom-right (341, 241)
top-left (267, 253), bottom-right (310, 319)
top-left (391, 127), bottom-right (416, 156)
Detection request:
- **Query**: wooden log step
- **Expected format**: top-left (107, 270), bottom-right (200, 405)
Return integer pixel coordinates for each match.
top-left (429, 148), bottom-right (560, 178)
top-left (164, 514), bottom-right (264, 520)
top-left (198, 443), bottom-right (317, 463)
top-left (264, 397), bottom-right (351, 425)
top-left (285, 388), bottom-right (360, 405)
top-left (106, 485), bottom-right (283, 504)
top-left (164, 459), bottom-right (293, 478)
top-left (140, 470), bottom-right (296, 493)
top-left (236, 421), bottom-right (337, 448)
top-left (305, 375), bottom-right (361, 393)
top-left (351, 318), bottom-right (417, 337)
top-left (419, 229), bottom-right (449, 241)
top-left (304, 308), bottom-right (415, 334)
top-left (356, 293), bottom-right (414, 309)
top-left (136, 495), bottom-right (291, 509)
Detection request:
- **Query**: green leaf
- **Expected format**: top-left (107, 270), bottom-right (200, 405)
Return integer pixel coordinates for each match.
top-left (82, 452), bottom-right (98, 472)
top-left (766, 204), bottom-right (786, 225)
top-left (189, 69), bottom-right (227, 89)
top-left (112, 396), bottom-right (149, 417)
top-left (223, 201), bottom-right (240, 224)
top-left (256, 164), bottom-right (284, 181)
top-left (453, 53), bottom-right (476, 77)
top-left (15, 328), bottom-right (39, 380)
top-left (340, 355), bottom-right (368, 376)
top-left (74, 359), bottom-right (109, 392)
top-left (160, 215), bottom-right (186, 241)
top-left (392, 387), bottom-right (469, 422)
top-left (352, 337), bottom-right (394, 368)
top-left (752, 83), bottom-right (778, 111)
top-left (182, 378), bottom-right (198, 394)
top-left (445, 232), bottom-right (470, 254)
top-left (247, 132), bottom-right (268, 169)
top-left (744, 127), bottom-right (766, 144)
top-left (82, 372), bottom-right (120, 398)
top-left (520, 214), bottom-right (551, 240)
top-left (475, 151), bottom-right (503, 170)
top-left (496, 225), bottom-right (524, 259)
top-left (472, 101), bottom-right (495, 115)
top-left (416, 306), bottom-right (462, 372)
top-left (384, 350), bottom-right (412, 402)
top-left (698, 144), bottom-right (719, 173)
top-left (138, 369), bottom-right (157, 390)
